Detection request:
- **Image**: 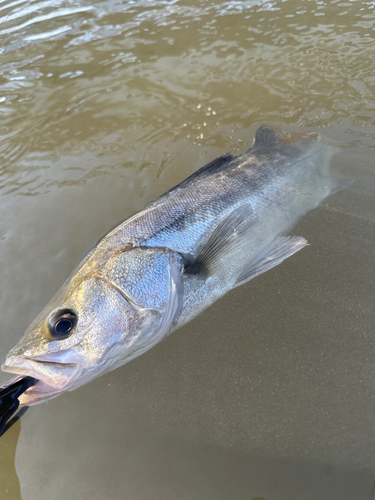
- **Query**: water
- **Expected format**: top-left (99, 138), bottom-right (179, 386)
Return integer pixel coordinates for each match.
top-left (0, 0), bottom-right (374, 498)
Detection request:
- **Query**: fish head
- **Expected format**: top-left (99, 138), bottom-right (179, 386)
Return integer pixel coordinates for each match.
top-left (2, 276), bottom-right (145, 405)
top-left (2, 247), bottom-right (182, 406)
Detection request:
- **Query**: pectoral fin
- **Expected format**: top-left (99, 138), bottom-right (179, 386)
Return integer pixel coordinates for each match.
top-left (185, 205), bottom-right (255, 277)
top-left (185, 206), bottom-right (307, 288)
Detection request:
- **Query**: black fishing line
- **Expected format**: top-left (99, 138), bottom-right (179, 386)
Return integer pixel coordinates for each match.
top-left (0, 376), bottom-right (38, 437)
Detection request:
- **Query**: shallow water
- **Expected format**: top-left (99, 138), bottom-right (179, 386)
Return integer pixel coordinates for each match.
top-left (0, 0), bottom-right (375, 498)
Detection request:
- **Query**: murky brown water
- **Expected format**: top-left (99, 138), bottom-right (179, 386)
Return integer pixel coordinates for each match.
top-left (0, 0), bottom-right (375, 499)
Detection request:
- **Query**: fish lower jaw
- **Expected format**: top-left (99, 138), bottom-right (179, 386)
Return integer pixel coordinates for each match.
top-left (19, 379), bottom-right (64, 406)
top-left (1, 357), bottom-right (82, 405)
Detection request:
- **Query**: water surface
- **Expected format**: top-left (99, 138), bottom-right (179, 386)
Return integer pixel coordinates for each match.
top-left (0, 0), bottom-right (375, 499)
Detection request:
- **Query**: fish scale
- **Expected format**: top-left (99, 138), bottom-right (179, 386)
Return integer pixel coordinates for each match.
top-left (103, 248), bottom-right (174, 310)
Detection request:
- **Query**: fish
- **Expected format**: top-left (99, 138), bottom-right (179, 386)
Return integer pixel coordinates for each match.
top-left (1, 126), bottom-right (340, 409)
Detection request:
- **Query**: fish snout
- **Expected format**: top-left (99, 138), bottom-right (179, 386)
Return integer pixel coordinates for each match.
top-left (1, 350), bottom-right (85, 404)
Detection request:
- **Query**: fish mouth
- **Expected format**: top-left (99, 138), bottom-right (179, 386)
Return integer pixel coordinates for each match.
top-left (1, 350), bottom-right (85, 405)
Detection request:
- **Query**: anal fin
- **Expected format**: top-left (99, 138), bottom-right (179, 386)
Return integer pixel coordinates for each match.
top-left (234, 236), bottom-right (308, 288)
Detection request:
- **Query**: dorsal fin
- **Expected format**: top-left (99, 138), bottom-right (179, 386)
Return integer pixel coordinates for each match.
top-left (155, 153), bottom-right (236, 202)
top-left (252, 126), bottom-right (283, 150)
top-left (181, 153), bottom-right (235, 185)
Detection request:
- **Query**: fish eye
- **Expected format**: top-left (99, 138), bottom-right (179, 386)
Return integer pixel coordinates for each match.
top-left (48, 309), bottom-right (77, 340)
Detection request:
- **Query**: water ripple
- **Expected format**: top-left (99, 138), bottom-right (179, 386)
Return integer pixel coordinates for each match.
top-left (0, 0), bottom-right (374, 195)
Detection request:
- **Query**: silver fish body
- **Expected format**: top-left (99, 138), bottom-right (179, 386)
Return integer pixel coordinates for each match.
top-left (1, 127), bottom-right (339, 405)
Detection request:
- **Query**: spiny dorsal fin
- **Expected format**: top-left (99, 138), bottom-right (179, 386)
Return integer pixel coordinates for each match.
top-left (175, 153), bottom-right (236, 189)
top-left (252, 126), bottom-right (284, 150)
top-left (156, 153), bottom-right (237, 203)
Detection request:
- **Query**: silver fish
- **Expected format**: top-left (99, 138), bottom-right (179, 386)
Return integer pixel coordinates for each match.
top-left (1, 127), bottom-right (339, 406)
